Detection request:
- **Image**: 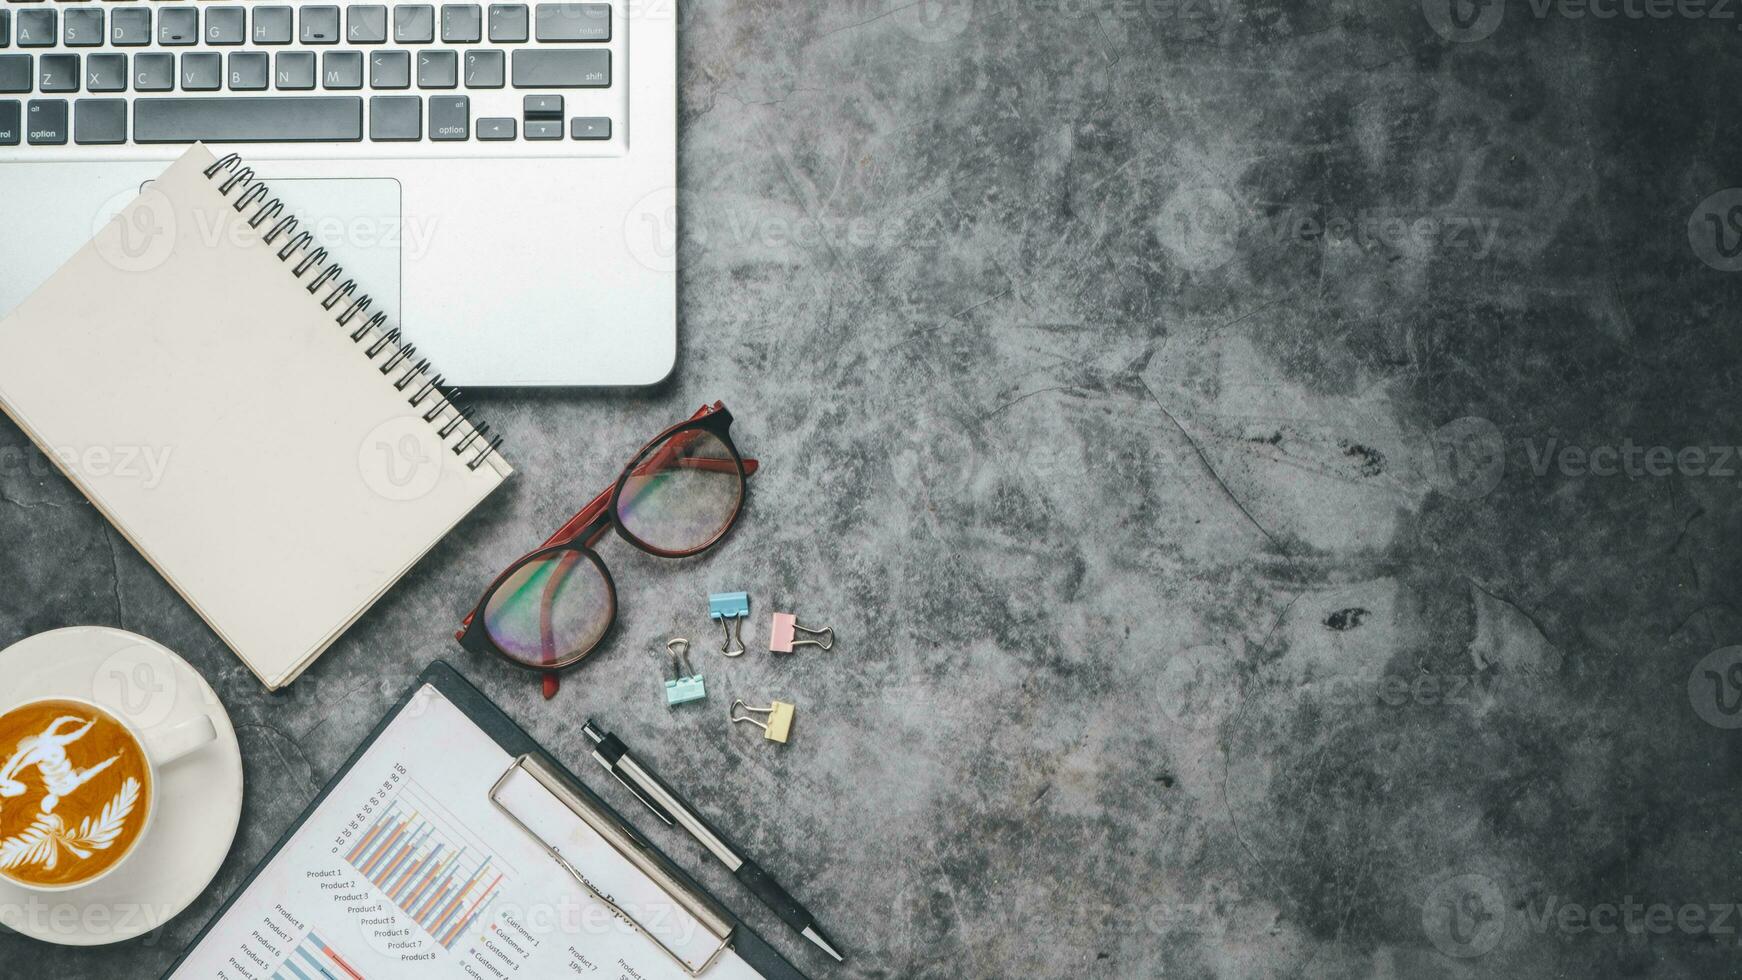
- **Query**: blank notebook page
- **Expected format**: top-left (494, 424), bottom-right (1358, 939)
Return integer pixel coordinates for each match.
top-left (0, 145), bottom-right (511, 689)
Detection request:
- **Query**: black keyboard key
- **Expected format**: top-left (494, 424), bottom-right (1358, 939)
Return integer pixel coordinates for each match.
top-left (442, 4), bottom-right (481, 42)
top-left (511, 49), bottom-right (607, 88)
top-left (395, 5), bottom-right (435, 42)
top-left (63, 8), bottom-right (103, 48)
top-left (74, 99), bottom-right (126, 144)
top-left (534, 3), bottom-right (607, 41)
top-left (17, 10), bottom-right (55, 49)
top-left (87, 53), bottom-right (127, 93)
top-left (429, 94), bottom-right (467, 139)
top-left (0, 54), bottom-right (30, 95)
top-left (0, 101), bottom-right (17, 145)
top-left (476, 116), bottom-right (513, 139)
top-left (158, 7), bottom-right (198, 46)
top-left (417, 49), bottom-right (456, 88)
top-left (463, 48), bottom-right (503, 87)
top-left (181, 52), bottom-right (221, 92)
top-left (523, 93), bottom-right (560, 117)
top-left (254, 7), bottom-right (294, 44)
top-left (39, 54), bottom-right (78, 94)
top-left (369, 94), bottom-right (420, 140)
top-left (301, 6), bottom-right (341, 44)
top-left (229, 51), bottom-right (269, 91)
top-left (488, 3), bottom-right (527, 41)
top-left (111, 8), bottom-right (151, 47)
top-left (525, 118), bottom-right (560, 139)
top-left (205, 7), bottom-right (247, 45)
top-left (134, 53), bottom-right (174, 92)
top-left (134, 96), bottom-right (363, 142)
top-left (569, 115), bottom-right (607, 139)
top-left (26, 99), bottom-right (66, 145)
top-left (0, 11), bottom-right (9, 49)
top-left (348, 5), bottom-right (388, 43)
top-left (370, 50), bottom-right (410, 88)
top-left (323, 50), bottom-right (363, 89)
top-left (276, 51), bottom-right (316, 90)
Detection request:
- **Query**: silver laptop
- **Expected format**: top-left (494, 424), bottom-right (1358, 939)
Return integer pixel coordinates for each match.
top-left (0, 0), bottom-right (676, 387)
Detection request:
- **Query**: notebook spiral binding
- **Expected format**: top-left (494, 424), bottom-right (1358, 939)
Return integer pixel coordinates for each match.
top-left (201, 152), bottom-right (505, 472)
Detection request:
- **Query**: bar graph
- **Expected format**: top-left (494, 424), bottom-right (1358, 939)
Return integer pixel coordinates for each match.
top-left (273, 929), bottom-right (365, 980)
top-left (342, 784), bottom-right (507, 951)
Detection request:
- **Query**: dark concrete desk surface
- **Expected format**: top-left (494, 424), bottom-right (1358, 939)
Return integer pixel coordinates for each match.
top-left (7, 2), bottom-right (1742, 977)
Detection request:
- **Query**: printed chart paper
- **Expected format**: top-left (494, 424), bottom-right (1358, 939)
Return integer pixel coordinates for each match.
top-left (171, 685), bottom-right (762, 979)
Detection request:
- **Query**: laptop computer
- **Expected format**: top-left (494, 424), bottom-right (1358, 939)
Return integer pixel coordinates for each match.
top-left (0, 0), bottom-right (676, 387)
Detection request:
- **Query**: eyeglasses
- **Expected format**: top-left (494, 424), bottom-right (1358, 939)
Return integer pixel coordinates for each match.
top-left (457, 402), bottom-right (758, 697)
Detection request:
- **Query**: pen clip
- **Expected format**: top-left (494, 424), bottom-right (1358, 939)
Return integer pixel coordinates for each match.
top-left (612, 765), bottom-right (675, 826)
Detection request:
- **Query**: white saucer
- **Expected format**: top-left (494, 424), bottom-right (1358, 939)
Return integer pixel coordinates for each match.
top-left (0, 627), bottom-right (243, 946)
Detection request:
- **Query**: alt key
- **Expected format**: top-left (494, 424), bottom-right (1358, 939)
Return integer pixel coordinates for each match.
top-left (568, 115), bottom-right (607, 140)
top-left (26, 98), bottom-right (66, 145)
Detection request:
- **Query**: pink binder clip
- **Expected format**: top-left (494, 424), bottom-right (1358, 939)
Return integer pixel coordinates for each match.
top-left (769, 612), bottom-right (834, 654)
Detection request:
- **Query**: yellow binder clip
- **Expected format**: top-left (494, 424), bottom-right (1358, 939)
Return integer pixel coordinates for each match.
top-left (730, 699), bottom-right (794, 744)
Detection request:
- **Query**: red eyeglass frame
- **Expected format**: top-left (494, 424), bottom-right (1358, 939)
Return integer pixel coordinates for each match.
top-left (456, 402), bottom-right (758, 697)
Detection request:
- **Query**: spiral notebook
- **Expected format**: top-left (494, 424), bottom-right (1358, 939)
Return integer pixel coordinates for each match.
top-left (0, 145), bottom-right (512, 690)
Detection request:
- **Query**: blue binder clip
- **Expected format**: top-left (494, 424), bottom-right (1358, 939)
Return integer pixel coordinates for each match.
top-left (709, 591), bottom-right (750, 657)
top-left (663, 638), bottom-right (706, 707)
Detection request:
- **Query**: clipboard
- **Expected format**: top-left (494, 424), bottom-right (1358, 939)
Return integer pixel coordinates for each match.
top-left (162, 660), bottom-right (808, 980)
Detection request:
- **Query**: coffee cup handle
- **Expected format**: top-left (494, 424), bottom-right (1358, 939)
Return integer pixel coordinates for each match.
top-left (144, 715), bottom-right (217, 768)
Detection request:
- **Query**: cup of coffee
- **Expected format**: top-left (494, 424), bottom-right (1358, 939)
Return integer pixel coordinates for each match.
top-left (0, 696), bottom-right (216, 891)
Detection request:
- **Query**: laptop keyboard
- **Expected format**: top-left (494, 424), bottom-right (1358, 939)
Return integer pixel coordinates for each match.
top-left (0, 1), bottom-right (620, 149)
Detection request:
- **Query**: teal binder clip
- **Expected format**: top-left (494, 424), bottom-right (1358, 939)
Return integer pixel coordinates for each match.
top-left (663, 638), bottom-right (706, 707)
top-left (708, 591), bottom-right (750, 657)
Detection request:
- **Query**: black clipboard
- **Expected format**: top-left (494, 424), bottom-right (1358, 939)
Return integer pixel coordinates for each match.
top-left (162, 660), bottom-right (808, 980)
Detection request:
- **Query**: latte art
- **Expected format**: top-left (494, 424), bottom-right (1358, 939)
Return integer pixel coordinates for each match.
top-left (0, 699), bottom-right (152, 888)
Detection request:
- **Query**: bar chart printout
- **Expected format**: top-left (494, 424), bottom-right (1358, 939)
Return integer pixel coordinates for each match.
top-left (273, 930), bottom-right (365, 980)
top-left (342, 786), bottom-right (506, 951)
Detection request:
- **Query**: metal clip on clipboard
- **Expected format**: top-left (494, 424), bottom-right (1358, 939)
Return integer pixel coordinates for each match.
top-left (488, 754), bottom-right (736, 977)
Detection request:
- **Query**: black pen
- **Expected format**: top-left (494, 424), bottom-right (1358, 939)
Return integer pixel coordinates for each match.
top-left (581, 719), bottom-right (845, 963)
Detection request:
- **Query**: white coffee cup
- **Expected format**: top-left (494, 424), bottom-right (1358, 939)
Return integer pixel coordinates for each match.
top-left (0, 695), bottom-right (217, 892)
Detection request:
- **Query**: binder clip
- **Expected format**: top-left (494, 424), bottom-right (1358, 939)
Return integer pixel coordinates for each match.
top-left (769, 612), bottom-right (834, 654)
top-left (730, 699), bottom-right (794, 744)
top-left (709, 591), bottom-right (750, 657)
top-left (662, 638), bottom-right (706, 707)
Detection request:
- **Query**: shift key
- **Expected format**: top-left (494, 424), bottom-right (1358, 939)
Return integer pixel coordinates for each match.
top-left (511, 49), bottom-right (607, 88)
